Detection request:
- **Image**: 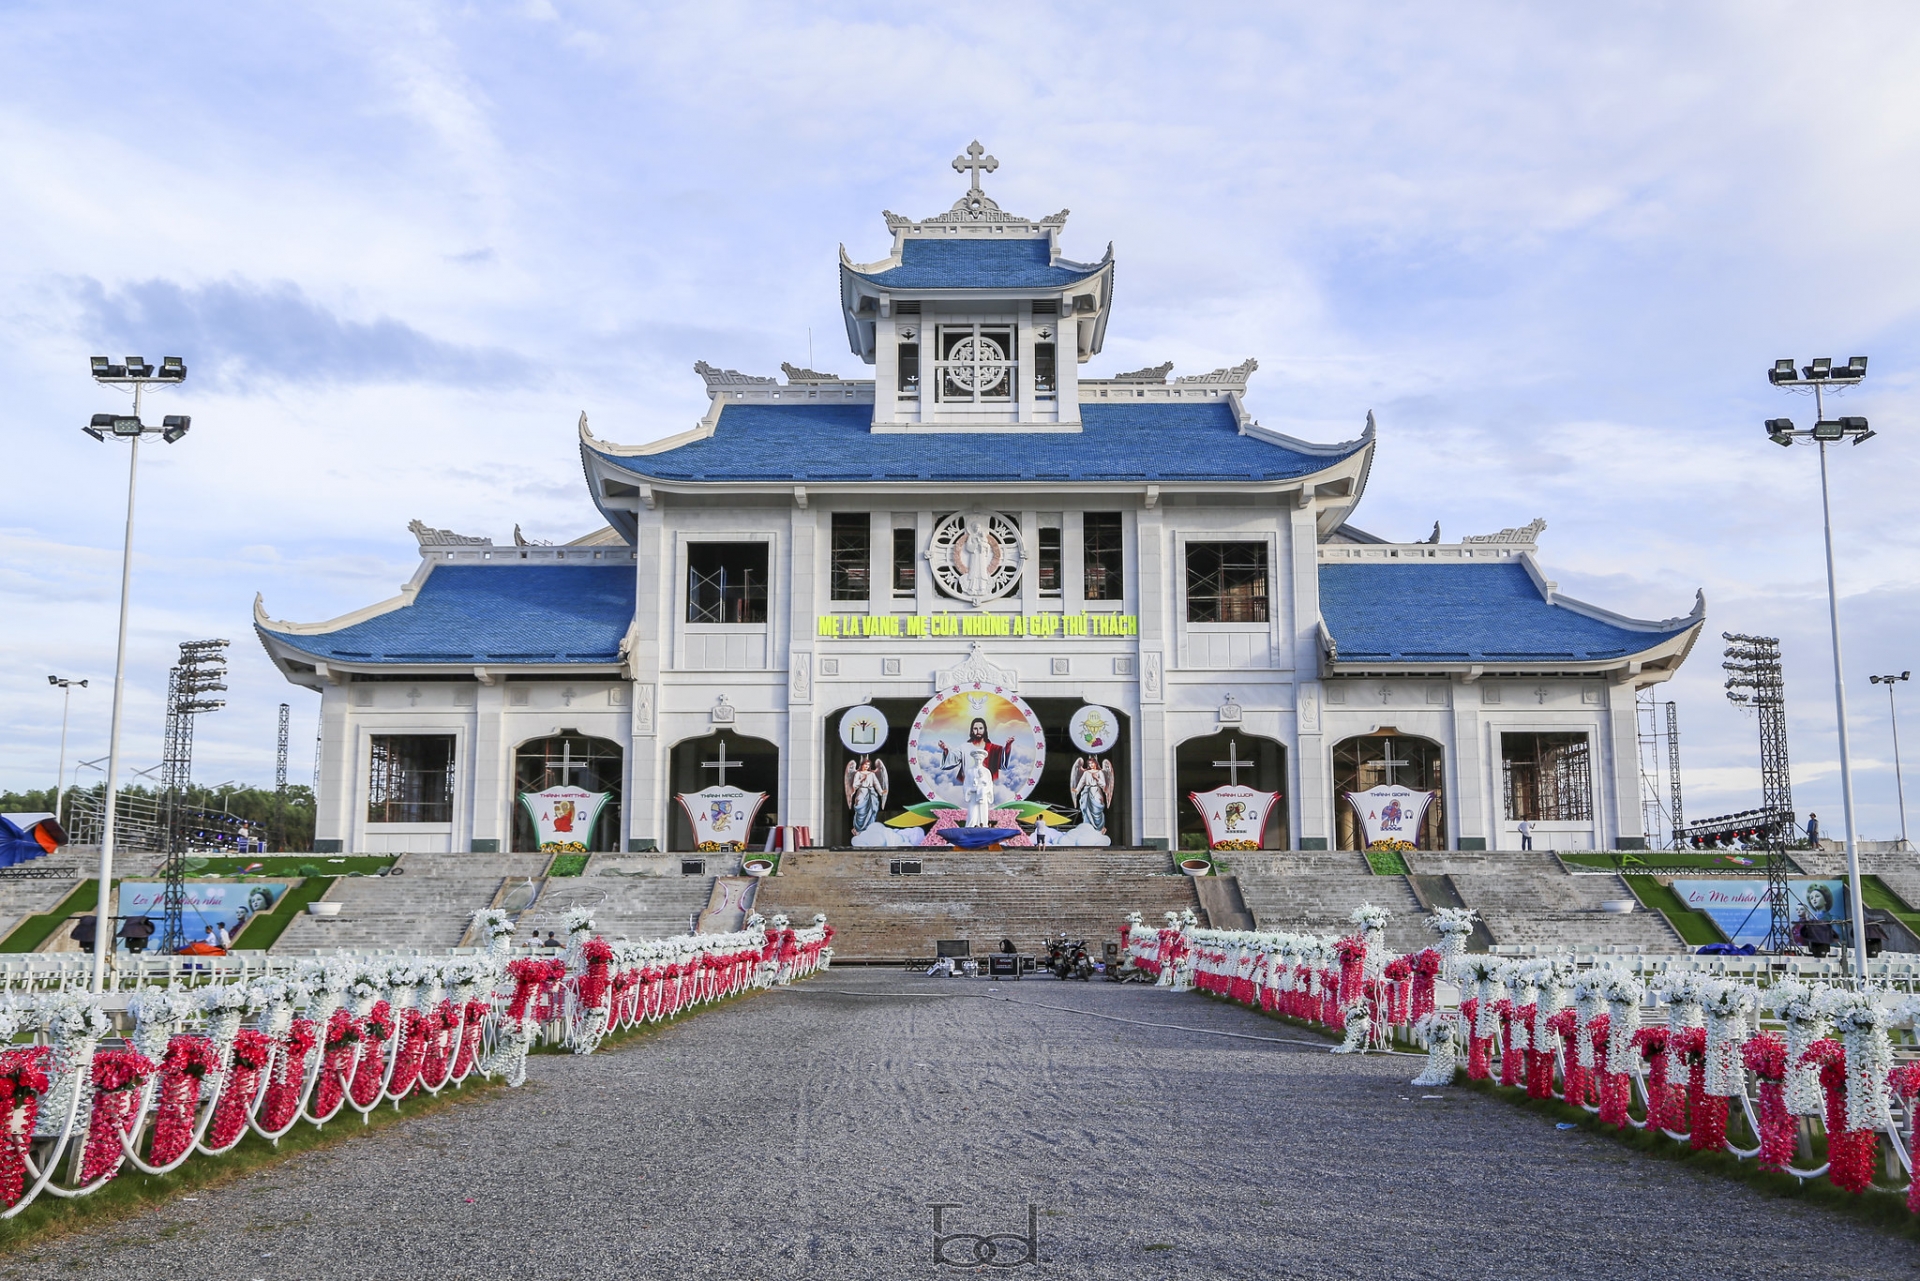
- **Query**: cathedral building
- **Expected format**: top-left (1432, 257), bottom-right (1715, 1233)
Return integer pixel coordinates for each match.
top-left (255, 146), bottom-right (1703, 858)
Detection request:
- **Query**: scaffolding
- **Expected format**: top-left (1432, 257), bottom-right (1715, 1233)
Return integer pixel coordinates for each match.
top-left (1724, 631), bottom-right (1794, 952)
top-left (1636, 692), bottom-right (1684, 848)
top-left (160, 639), bottom-right (229, 954)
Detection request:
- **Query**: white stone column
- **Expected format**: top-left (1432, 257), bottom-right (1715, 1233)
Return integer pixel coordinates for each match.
top-left (629, 511), bottom-right (666, 851)
top-left (1605, 682), bottom-right (1642, 849)
top-left (1289, 497), bottom-right (1330, 848)
top-left (1135, 504), bottom-right (1169, 845)
top-left (1450, 681), bottom-right (1487, 849)
top-left (470, 680), bottom-right (508, 851)
top-left (785, 504), bottom-right (821, 837)
top-left (314, 682), bottom-right (353, 848)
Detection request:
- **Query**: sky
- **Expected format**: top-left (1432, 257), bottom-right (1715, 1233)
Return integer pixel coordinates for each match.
top-left (4, 1), bottom-right (1920, 841)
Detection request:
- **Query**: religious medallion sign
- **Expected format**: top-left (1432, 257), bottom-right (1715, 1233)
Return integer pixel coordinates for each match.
top-left (1188, 785), bottom-right (1280, 851)
top-left (675, 786), bottom-right (768, 852)
top-left (907, 682), bottom-right (1045, 807)
top-left (518, 787), bottom-right (611, 854)
top-left (838, 704), bottom-right (891, 754)
top-left (1344, 785), bottom-right (1434, 848)
top-left (926, 512), bottom-right (1025, 605)
top-left (1068, 704), bottom-right (1119, 755)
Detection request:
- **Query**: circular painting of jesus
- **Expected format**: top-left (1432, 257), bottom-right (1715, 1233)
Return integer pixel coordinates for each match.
top-left (906, 683), bottom-right (1046, 807)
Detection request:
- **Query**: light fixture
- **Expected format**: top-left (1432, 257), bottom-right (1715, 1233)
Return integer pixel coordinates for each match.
top-left (1804, 357), bottom-right (1833, 380)
top-left (161, 414), bottom-right (190, 443)
top-left (1765, 417), bottom-right (1795, 446)
top-left (90, 356), bottom-right (126, 380)
top-left (1835, 355), bottom-right (1868, 382)
top-left (1812, 419), bottom-right (1845, 441)
top-left (158, 356), bottom-right (186, 381)
top-left (124, 356), bottom-right (153, 378)
top-left (1769, 358), bottom-right (1798, 385)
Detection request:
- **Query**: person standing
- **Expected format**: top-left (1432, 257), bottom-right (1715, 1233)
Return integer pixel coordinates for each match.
top-left (1806, 813), bottom-right (1821, 847)
top-left (1517, 818), bottom-right (1533, 851)
top-left (216, 920), bottom-right (233, 950)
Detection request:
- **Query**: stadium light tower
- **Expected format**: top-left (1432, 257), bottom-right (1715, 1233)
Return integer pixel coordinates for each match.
top-left (47, 675), bottom-right (88, 828)
top-left (83, 353), bottom-right (190, 994)
top-left (1871, 671), bottom-right (1911, 849)
top-left (1765, 354), bottom-right (1871, 976)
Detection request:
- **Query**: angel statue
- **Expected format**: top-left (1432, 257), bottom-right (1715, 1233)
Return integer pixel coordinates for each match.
top-left (843, 756), bottom-right (889, 834)
top-left (1069, 755), bottom-right (1116, 833)
top-left (963, 743), bottom-right (996, 827)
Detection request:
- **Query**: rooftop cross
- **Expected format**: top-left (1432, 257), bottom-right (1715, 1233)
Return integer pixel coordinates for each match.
top-left (952, 141), bottom-right (998, 197)
top-left (1212, 738), bottom-right (1255, 786)
top-left (703, 739), bottom-right (744, 787)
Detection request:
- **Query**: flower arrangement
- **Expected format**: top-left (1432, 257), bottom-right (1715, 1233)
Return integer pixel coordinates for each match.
top-left (1366, 839), bottom-right (1415, 852)
top-left (149, 1035), bottom-right (223, 1165)
top-left (1801, 1038), bottom-right (1875, 1193)
top-left (1410, 1010), bottom-right (1460, 1086)
top-left (1741, 1033), bottom-right (1796, 1172)
top-left (0, 1047), bottom-right (51, 1207)
top-left (80, 1048), bottom-right (156, 1185)
top-left (261, 1018), bottom-right (317, 1132)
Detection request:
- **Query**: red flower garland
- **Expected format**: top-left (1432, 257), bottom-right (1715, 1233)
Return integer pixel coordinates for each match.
top-left (385, 1009), bottom-right (434, 1099)
top-left (1802, 1038), bottom-right (1875, 1193)
top-left (313, 1008), bottom-right (362, 1118)
top-left (1742, 1033), bottom-right (1796, 1173)
top-left (1671, 1028), bottom-right (1723, 1151)
top-left (262, 1019), bottom-right (318, 1131)
top-left (1382, 956), bottom-right (1412, 1025)
top-left (1333, 934), bottom-right (1366, 1008)
top-left (0, 1047), bottom-right (50, 1207)
top-left (1631, 1027), bottom-right (1682, 1132)
top-left (350, 1001), bottom-right (396, 1107)
top-left (150, 1035), bottom-right (221, 1165)
top-left (1889, 1063), bottom-right (1920, 1212)
top-left (1496, 1000), bottom-right (1523, 1088)
top-left (1589, 1015), bottom-right (1631, 1127)
top-left (1515, 1005), bottom-right (1553, 1099)
top-left (1460, 998), bottom-right (1491, 1081)
top-left (1408, 949), bottom-right (1442, 1022)
top-left (81, 1048), bottom-right (156, 1184)
top-left (203, 1029), bottom-right (272, 1150)
top-left (418, 1002), bottom-right (457, 1089)
top-left (450, 999), bottom-right (488, 1079)
top-left (1547, 1008), bottom-right (1584, 1106)
top-left (579, 937), bottom-right (615, 1012)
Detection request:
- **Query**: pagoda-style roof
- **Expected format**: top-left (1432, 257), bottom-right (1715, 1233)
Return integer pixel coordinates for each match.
top-left (842, 237), bottom-right (1108, 291)
top-left (255, 562), bottom-right (634, 680)
top-left (1318, 558), bottom-right (1703, 677)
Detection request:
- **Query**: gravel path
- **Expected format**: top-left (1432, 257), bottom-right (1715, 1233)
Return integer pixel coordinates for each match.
top-left (16, 969), bottom-right (1918, 1279)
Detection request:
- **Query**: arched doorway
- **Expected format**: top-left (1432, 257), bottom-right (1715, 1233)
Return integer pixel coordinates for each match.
top-left (1332, 732), bottom-right (1445, 850)
top-left (819, 699), bottom-right (1131, 846)
top-left (667, 732), bottom-right (780, 852)
top-left (1175, 731), bottom-right (1288, 850)
top-left (512, 734), bottom-right (623, 853)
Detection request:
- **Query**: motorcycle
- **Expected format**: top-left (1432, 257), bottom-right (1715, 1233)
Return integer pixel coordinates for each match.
top-left (1045, 934), bottom-right (1094, 981)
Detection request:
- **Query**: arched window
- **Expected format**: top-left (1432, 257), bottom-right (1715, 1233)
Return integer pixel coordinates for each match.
top-left (512, 735), bottom-right (623, 853)
top-left (1175, 731), bottom-right (1288, 850)
top-left (1332, 733), bottom-right (1445, 850)
top-left (667, 732), bottom-right (780, 852)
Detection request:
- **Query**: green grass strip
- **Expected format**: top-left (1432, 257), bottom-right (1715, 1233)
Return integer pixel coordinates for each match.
top-left (0, 881), bottom-right (101, 954)
top-left (188, 855), bottom-right (392, 878)
top-left (546, 854), bottom-right (588, 878)
top-left (1621, 876), bottom-right (1724, 946)
top-left (232, 877), bottom-right (336, 951)
top-left (1364, 849), bottom-right (1411, 875)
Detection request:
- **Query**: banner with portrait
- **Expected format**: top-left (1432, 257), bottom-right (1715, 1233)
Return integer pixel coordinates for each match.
top-left (906, 683), bottom-right (1046, 807)
top-left (675, 786), bottom-right (768, 852)
top-left (1672, 878), bottom-right (1848, 949)
top-left (1188, 785), bottom-right (1280, 850)
top-left (1344, 785), bottom-right (1435, 848)
top-left (518, 787), bottom-right (612, 853)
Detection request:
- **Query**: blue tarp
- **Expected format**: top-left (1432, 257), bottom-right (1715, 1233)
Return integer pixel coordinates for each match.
top-left (0, 813), bottom-right (63, 867)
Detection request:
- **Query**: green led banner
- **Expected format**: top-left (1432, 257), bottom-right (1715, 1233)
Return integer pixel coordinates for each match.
top-left (816, 612), bottom-right (1138, 639)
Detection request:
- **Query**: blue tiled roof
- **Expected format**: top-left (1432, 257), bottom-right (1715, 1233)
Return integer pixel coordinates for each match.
top-left (261, 564), bottom-right (633, 665)
top-left (846, 238), bottom-right (1101, 289)
top-left (1319, 561), bottom-right (1694, 663)
top-left (595, 401), bottom-right (1362, 484)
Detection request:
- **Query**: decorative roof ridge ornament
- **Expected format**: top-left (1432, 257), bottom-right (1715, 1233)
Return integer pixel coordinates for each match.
top-left (694, 360), bottom-right (777, 389)
top-left (879, 142), bottom-right (1069, 231)
top-left (407, 519), bottom-right (491, 548)
top-left (1174, 358), bottom-right (1259, 387)
top-left (1461, 517), bottom-right (1547, 546)
top-left (933, 641), bottom-right (1018, 694)
top-left (780, 362), bottom-right (841, 384)
top-left (1112, 361), bottom-right (1174, 383)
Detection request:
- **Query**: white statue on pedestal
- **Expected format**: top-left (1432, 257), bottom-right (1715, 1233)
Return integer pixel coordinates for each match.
top-left (963, 743), bottom-right (995, 827)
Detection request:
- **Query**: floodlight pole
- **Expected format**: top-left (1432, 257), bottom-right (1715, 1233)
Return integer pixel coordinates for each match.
top-left (1817, 431), bottom-right (1871, 979)
top-left (49, 677), bottom-right (85, 829)
top-left (92, 379), bottom-right (141, 995)
top-left (1874, 675), bottom-right (1910, 848)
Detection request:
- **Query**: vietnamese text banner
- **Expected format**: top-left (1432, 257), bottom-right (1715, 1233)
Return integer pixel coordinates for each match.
top-left (817, 613), bottom-right (1138, 640)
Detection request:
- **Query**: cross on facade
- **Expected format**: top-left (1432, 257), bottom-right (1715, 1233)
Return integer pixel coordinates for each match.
top-left (952, 141), bottom-right (997, 196)
top-left (553, 741), bottom-right (587, 786)
top-left (1534, 685), bottom-right (1551, 705)
top-left (703, 739), bottom-right (744, 787)
top-left (1366, 740), bottom-right (1412, 786)
top-left (1212, 738), bottom-right (1255, 785)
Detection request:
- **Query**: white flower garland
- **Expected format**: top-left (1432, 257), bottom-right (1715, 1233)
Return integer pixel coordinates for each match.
top-left (1411, 1010), bottom-right (1461, 1086)
top-left (1423, 908), bottom-right (1477, 983)
top-left (1698, 980), bottom-right (1758, 1097)
top-left (1331, 1004), bottom-right (1371, 1055)
top-left (1822, 989), bottom-right (1895, 1132)
top-left (1765, 979), bottom-right (1829, 1116)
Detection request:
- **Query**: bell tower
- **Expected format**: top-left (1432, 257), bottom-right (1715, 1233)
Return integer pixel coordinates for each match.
top-left (839, 142), bottom-right (1115, 434)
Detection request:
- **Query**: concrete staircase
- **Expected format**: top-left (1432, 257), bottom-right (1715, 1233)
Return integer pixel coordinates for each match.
top-left (1407, 852), bottom-right (1685, 951)
top-left (516, 874), bottom-right (717, 942)
top-left (1229, 852), bottom-right (1429, 953)
top-left (752, 849), bottom-right (1203, 962)
top-left (272, 871), bottom-right (509, 953)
